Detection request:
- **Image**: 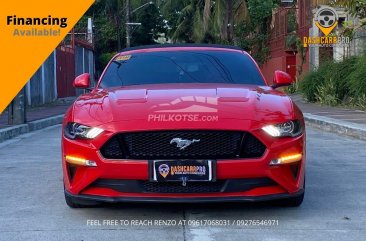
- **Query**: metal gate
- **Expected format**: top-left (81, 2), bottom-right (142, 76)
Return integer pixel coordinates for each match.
top-left (286, 55), bottom-right (297, 81)
top-left (56, 46), bottom-right (76, 98)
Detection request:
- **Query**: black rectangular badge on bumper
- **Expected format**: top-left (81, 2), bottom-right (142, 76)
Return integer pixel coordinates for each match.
top-left (150, 160), bottom-right (216, 182)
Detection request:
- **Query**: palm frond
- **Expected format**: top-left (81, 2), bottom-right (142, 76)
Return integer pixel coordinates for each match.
top-left (192, 7), bottom-right (204, 41)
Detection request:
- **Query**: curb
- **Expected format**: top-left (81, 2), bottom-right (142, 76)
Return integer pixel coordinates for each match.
top-left (304, 113), bottom-right (366, 141)
top-left (0, 114), bottom-right (64, 143)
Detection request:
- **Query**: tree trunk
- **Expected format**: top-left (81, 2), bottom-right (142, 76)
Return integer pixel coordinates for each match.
top-left (203, 0), bottom-right (211, 33)
top-left (227, 0), bottom-right (234, 42)
top-left (221, 0), bottom-right (229, 41)
top-left (221, 0), bottom-right (233, 42)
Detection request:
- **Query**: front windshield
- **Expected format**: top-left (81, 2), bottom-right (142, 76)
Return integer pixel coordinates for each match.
top-left (99, 50), bottom-right (266, 88)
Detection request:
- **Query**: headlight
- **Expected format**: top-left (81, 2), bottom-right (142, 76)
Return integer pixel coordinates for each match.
top-left (262, 120), bottom-right (302, 137)
top-left (64, 122), bottom-right (104, 140)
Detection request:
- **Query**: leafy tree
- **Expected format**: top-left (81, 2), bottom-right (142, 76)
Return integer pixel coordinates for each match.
top-left (74, 0), bottom-right (125, 71)
top-left (235, 0), bottom-right (277, 64)
top-left (211, 0), bottom-right (250, 43)
top-left (157, 0), bottom-right (193, 42)
top-left (332, 0), bottom-right (366, 38)
top-left (158, 0), bottom-right (277, 64)
top-left (133, 3), bottom-right (167, 45)
top-left (332, 0), bottom-right (366, 18)
top-left (157, 0), bottom-right (209, 43)
top-left (76, 0), bottom-right (167, 71)
top-left (77, 0), bottom-right (279, 68)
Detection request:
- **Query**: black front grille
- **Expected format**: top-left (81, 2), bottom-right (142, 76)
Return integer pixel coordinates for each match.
top-left (143, 181), bottom-right (225, 193)
top-left (240, 134), bottom-right (267, 158)
top-left (124, 130), bottom-right (243, 159)
top-left (100, 130), bottom-right (266, 160)
top-left (100, 136), bottom-right (124, 159)
top-left (91, 178), bottom-right (276, 194)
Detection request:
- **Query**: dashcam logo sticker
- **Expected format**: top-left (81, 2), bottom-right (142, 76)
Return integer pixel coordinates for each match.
top-left (158, 164), bottom-right (170, 178)
top-left (303, 5), bottom-right (350, 48)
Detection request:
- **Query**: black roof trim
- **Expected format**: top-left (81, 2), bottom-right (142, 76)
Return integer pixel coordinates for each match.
top-left (120, 44), bottom-right (243, 53)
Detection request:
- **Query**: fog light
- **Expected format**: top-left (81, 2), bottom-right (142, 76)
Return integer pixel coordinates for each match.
top-left (270, 153), bottom-right (302, 165)
top-left (65, 155), bottom-right (97, 167)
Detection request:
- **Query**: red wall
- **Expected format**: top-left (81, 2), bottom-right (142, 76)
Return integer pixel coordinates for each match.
top-left (261, 56), bottom-right (284, 85)
top-left (260, 0), bottom-right (311, 82)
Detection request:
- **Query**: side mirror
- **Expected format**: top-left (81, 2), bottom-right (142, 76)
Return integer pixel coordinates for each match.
top-left (73, 73), bottom-right (90, 89)
top-left (272, 70), bottom-right (293, 89)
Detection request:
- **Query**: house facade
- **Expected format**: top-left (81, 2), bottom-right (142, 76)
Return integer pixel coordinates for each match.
top-left (261, 0), bottom-right (313, 83)
top-left (261, 0), bottom-right (366, 83)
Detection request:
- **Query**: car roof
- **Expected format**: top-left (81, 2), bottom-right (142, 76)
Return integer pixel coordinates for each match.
top-left (118, 44), bottom-right (245, 55)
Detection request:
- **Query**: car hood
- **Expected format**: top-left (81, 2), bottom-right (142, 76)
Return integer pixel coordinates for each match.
top-left (72, 84), bottom-right (296, 127)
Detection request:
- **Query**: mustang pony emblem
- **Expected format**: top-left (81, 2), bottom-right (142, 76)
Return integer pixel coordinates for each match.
top-left (170, 138), bottom-right (200, 150)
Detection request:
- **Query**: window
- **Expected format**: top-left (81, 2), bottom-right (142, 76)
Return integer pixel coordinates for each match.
top-left (99, 50), bottom-right (266, 88)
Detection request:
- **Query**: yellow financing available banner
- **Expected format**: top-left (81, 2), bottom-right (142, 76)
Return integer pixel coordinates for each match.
top-left (0, 0), bottom-right (95, 113)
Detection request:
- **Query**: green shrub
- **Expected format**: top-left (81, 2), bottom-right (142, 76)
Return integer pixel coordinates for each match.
top-left (329, 56), bottom-right (357, 101)
top-left (315, 78), bottom-right (338, 106)
top-left (299, 56), bottom-right (358, 104)
top-left (347, 94), bottom-right (366, 110)
top-left (349, 54), bottom-right (366, 97)
top-left (286, 77), bottom-right (300, 94)
top-left (354, 94), bottom-right (366, 110)
top-left (299, 63), bottom-right (328, 102)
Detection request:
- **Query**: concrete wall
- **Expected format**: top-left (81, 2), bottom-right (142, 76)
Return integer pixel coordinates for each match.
top-left (75, 46), bottom-right (95, 81)
top-left (75, 46), bottom-right (95, 96)
top-left (26, 51), bottom-right (57, 107)
top-left (25, 46), bottom-right (94, 107)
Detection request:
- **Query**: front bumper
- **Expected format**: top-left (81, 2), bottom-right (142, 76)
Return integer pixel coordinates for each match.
top-left (62, 126), bottom-right (306, 200)
top-left (65, 189), bottom-right (305, 203)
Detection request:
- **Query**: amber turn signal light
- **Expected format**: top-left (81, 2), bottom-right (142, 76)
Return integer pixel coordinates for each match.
top-left (270, 153), bottom-right (302, 165)
top-left (65, 155), bottom-right (97, 167)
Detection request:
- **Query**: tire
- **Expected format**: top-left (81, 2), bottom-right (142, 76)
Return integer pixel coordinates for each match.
top-left (64, 190), bottom-right (100, 208)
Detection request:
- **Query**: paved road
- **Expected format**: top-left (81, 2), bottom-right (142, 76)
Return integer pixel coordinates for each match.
top-left (0, 126), bottom-right (365, 241)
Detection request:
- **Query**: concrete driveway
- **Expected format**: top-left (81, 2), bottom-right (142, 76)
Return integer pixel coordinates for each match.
top-left (0, 126), bottom-right (365, 241)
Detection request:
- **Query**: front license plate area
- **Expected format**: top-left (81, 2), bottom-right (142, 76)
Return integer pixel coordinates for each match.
top-left (151, 160), bottom-right (215, 182)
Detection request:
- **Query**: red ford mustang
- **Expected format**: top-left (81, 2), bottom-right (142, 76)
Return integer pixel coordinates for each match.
top-left (62, 45), bottom-right (305, 208)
